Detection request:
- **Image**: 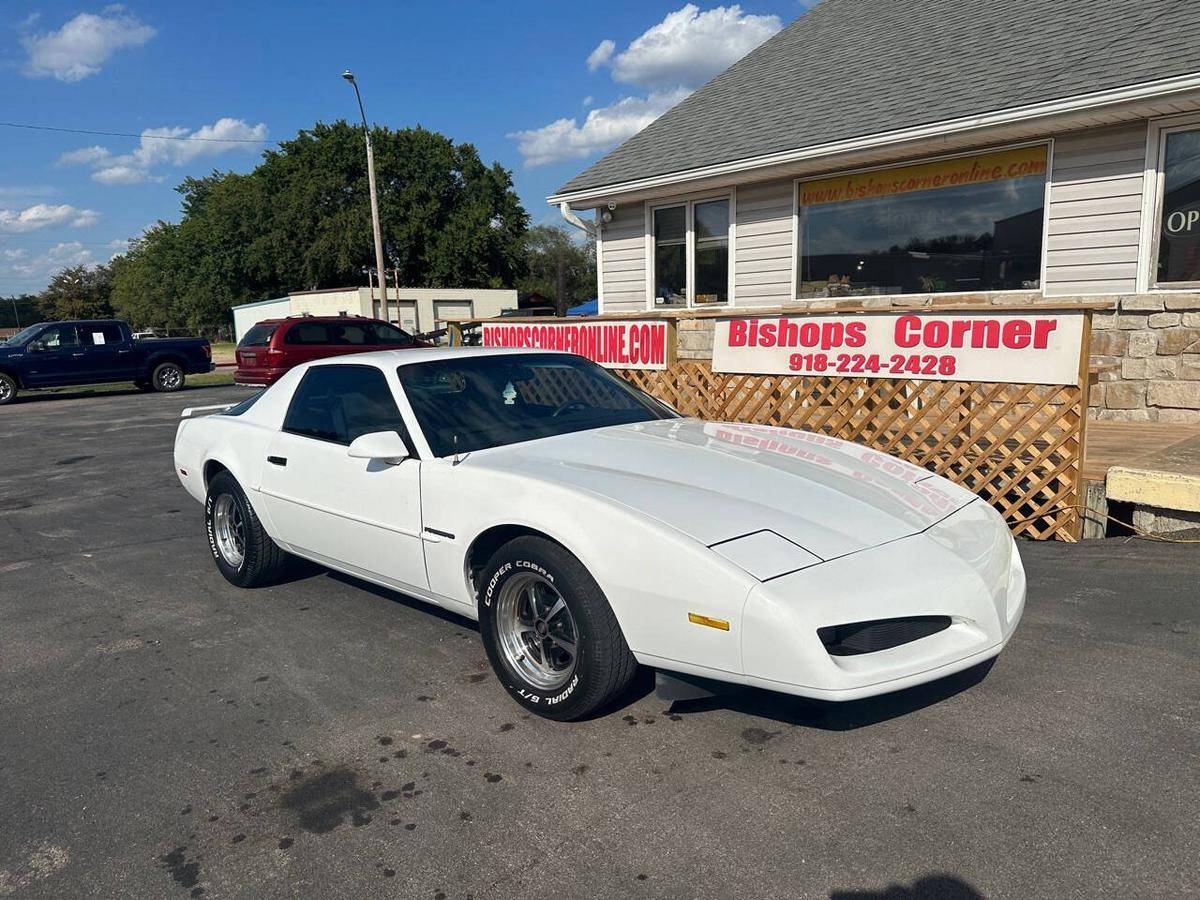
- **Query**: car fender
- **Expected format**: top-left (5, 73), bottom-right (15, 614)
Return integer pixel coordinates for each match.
top-left (421, 460), bottom-right (757, 679)
top-left (175, 416), bottom-right (279, 536)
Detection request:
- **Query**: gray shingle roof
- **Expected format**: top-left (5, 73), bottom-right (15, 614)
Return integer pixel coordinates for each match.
top-left (556, 0), bottom-right (1200, 197)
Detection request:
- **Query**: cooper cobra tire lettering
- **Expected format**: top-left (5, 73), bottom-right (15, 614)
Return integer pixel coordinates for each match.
top-left (483, 562), bottom-right (512, 607)
top-left (477, 537), bottom-right (637, 721)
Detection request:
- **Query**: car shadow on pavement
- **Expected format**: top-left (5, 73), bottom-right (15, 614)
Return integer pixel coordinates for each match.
top-left (325, 570), bottom-right (482, 632)
top-left (8, 384), bottom-right (221, 405)
top-left (666, 659), bottom-right (996, 731)
top-left (829, 873), bottom-right (984, 899)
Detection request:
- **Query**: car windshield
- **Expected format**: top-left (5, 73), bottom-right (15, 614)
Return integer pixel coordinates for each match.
top-left (4, 324), bottom-right (43, 346)
top-left (397, 353), bottom-right (676, 456)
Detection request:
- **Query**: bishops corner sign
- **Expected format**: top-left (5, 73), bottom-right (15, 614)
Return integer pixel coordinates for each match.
top-left (481, 320), bottom-right (670, 370)
top-left (712, 311), bottom-right (1087, 386)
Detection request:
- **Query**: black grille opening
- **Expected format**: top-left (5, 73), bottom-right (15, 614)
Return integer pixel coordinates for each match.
top-left (818, 616), bottom-right (951, 656)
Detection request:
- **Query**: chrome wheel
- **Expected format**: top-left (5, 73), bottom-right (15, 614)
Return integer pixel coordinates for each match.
top-left (212, 493), bottom-right (246, 569)
top-left (156, 364), bottom-right (183, 390)
top-left (0, 378), bottom-right (13, 403)
top-left (495, 572), bottom-right (578, 691)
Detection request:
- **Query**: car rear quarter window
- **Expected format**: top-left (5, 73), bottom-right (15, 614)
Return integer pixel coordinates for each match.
top-left (371, 323), bottom-right (415, 346)
top-left (239, 324), bottom-right (277, 347)
top-left (284, 323), bottom-right (331, 345)
top-left (283, 365), bottom-right (412, 447)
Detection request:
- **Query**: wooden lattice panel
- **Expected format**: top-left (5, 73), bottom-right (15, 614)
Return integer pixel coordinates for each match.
top-left (617, 361), bottom-right (1084, 541)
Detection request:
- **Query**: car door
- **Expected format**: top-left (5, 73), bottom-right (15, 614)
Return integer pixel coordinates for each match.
top-left (281, 321), bottom-right (334, 366)
top-left (23, 324), bottom-right (86, 386)
top-left (257, 363), bottom-right (429, 595)
top-left (78, 322), bottom-right (137, 382)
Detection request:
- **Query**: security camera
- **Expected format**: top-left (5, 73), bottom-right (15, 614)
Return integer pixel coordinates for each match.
top-left (607, 202), bottom-right (616, 211)
top-left (601, 210), bottom-right (613, 223)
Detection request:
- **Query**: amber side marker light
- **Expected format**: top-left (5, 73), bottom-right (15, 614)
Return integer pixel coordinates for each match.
top-left (688, 612), bottom-right (730, 631)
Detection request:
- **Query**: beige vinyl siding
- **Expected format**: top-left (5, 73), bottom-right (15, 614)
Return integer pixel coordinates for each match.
top-left (598, 203), bottom-right (647, 312)
top-left (1044, 124), bottom-right (1147, 296)
top-left (734, 179), bottom-right (793, 306)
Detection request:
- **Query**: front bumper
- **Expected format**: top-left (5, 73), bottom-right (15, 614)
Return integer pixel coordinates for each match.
top-left (741, 500), bottom-right (1024, 701)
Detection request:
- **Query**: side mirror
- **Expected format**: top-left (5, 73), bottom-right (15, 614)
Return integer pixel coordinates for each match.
top-left (347, 431), bottom-right (409, 465)
top-left (27, 340), bottom-right (45, 353)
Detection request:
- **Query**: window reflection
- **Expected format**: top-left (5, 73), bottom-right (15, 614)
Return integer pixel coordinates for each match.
top-left (694, 199), bottom-right (729, 304)
top-left (798, 152), bottom-right (1046, 298)
top-left (1156, 128), bottom-right (1200, 286)
top-left (654, 205), bottom-right (686, 307)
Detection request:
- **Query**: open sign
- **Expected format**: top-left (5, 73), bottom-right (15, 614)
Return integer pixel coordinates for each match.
top-left (1164, 207), bottom-right (1200, 235)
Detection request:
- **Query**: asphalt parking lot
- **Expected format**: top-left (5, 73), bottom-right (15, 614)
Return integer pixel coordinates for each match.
top-left (1, 385), bottom-right (1197, 899)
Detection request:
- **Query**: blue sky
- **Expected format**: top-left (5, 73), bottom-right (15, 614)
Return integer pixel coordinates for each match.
top-left (1, 1), bottom-right (809, 295)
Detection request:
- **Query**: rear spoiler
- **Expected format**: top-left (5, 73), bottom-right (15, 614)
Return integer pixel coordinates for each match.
top-left (180, 403), bottom-right (235, 420)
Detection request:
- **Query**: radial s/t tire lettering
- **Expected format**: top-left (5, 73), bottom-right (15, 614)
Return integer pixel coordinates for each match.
top-left (478, 536), bottom-right (638, 721)
top-left (204, 471), bottom-right (291, 588)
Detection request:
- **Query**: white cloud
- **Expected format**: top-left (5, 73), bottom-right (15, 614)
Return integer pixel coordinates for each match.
top-left (57, 145), bottom-right (112, 167)
top-left (587, 39), bottom-right (615, 72)
top-left (607, 4), bottom-right (781, 88)
top-left (57, 118), bottom-right (269, 185)
top-left (0, 185), bottom-right (60, 200)
top-left (582, 96), bottom-right (594, 107)
top-left (512, 4), bottom-right (781, 168)
top-left (0, 242), bottom-right (94, 280)
top-left (92, 164), bottom-right (164, 185)
top-left (0, 204), bottom-right (101, 233)
top-left (508, 88), bottom-right (690, 168)
top-left (22, 9), bottom-right (156, 82)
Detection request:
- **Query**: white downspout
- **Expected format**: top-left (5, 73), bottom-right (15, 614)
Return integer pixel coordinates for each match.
top-left (558, 201), bottom-right (595, 237)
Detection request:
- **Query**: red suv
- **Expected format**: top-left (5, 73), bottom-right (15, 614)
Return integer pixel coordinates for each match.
top-left (235, 316), bottom-right (428, 386)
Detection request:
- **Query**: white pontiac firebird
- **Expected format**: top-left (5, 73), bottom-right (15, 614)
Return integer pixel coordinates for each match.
top-left (174, 348), bottom-right (1025, 720)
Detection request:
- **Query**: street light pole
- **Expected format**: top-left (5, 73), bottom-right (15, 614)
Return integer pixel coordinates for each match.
top-left (342, 70), bottom-right (389, 320)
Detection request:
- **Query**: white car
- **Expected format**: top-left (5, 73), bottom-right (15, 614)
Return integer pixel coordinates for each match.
top-left (174, 348), bottom-right (1025, 720)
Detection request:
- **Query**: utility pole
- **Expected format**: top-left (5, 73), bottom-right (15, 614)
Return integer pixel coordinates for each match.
top-left (342, 70), bottom-right (388, 317)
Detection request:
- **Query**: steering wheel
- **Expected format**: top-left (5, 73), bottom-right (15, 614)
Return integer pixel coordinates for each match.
top-left (552, 399), bottom-right (589, 418)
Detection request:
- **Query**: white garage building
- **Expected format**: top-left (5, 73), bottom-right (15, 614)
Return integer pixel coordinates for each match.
top-left (231, 286), bottom-right (517, 343)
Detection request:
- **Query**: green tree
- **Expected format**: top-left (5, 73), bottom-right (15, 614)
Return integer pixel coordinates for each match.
top-left (37, 265), bottom-right (114, 320)
top-left (110, 121), bottom-right (529, 334)
top-left (0, 294), bottom-right (40, 329)
top-left (517, 224), bottom-right (597, 315)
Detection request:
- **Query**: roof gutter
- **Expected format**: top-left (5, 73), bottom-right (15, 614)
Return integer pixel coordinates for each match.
top-left (549, 71), bottom-right (1200, 207)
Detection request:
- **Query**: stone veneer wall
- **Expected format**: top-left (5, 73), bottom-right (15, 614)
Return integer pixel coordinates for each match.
top-left (673, 293), bottom-right (1200, 424)
top-left (1089, 294), bottom-right (1200, 424)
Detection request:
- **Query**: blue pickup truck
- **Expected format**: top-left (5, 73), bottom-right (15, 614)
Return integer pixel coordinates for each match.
top-left (0, 319), bottom-right (213, 405)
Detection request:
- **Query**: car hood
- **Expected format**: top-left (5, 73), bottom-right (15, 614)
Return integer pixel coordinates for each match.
top-left (470, 419), bottom-right (979, 561)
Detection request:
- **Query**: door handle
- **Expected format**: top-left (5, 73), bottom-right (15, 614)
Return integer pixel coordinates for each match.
top-left (267, 456), bottom-right (287, 467)
top-left (72, 352), bottom-right (86, 358)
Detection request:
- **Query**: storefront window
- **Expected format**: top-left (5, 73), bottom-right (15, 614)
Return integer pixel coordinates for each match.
top-left (653, 205), bottom-right (686, 307)
top-left (694, 199), bottom-right (729, 304)
top-left (797, 146), bottom-right (1048, 298)
top-left (1155, 128), bottom-right (1200, 287)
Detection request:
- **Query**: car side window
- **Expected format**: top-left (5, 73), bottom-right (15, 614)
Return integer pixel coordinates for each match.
top-left (38, 325), bottom-right (81, 349)
top-left (371, 323), bottom-right (415, 346)
top-left (82, 323), bottom-right (125, 346)
top-left (283, 365), bottom-right (412, 448)
top-left (284, 323), bottom-right (331, 345)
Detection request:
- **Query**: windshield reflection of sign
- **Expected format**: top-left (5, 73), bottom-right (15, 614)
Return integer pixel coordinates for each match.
top-left (703, 422), bottom-right (956, 519)
top-left (481, 321), bottom-right (668, 371)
